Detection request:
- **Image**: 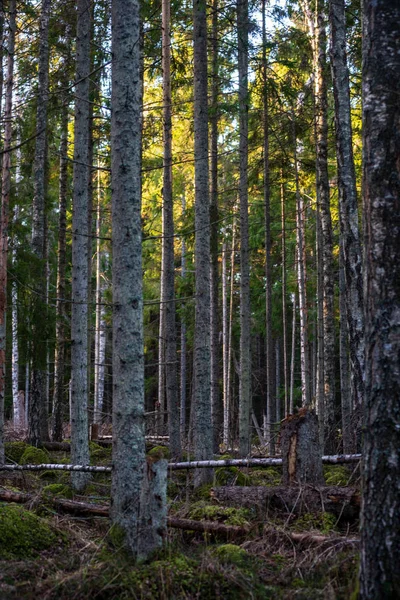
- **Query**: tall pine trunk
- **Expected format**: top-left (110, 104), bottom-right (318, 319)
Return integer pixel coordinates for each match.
top-left (0, 0), bottom-right (16, 463)
top-left (360, 1), bottom-right (400, 595)
top-left (238, 0), bottom-right (251, 457)
top-left (162, 0), bottom-right (180, 457)
top-left (193, 0), bottom-right (213, 484)
top-left (29, 0), bottom-right (51, 445)
top-left (71, 0), bottom-right (91, 491)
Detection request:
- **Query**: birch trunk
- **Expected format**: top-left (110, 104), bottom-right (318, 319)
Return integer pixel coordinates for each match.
top-left (0, 0), bottom-right (16, 463)
top-left (238, 0), bottom-right (251, 457)
top-left (293, 119), bottom-right (311, 407)
top-left (52, 85), bottom-right (69, 441)
top-left (360, 1), bottom-right (400, 595)
top-left (29, 0), bottom-right (51, 445)
top-left (162, 0), bottom-right (180, 458)
top-left (329, 0), bottom-right (364, 444)
top-left (111, 0), bottom-right (146, 557)
top-left (192, 0), bottom-right (213, 485)
top-left (71, 0), bottom-right (91, 491)
top-left (210, 0), bottom-right (221, 452)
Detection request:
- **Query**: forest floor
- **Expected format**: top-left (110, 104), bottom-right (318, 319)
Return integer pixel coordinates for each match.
top-left (0, 439), bottom-right (360, 599)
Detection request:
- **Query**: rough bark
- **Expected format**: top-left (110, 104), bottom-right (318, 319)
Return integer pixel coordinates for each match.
top-left (360, 1), bottom-right (400, 597)
top-left (212, 485), bottom-right (360, 521)
top-left (52, 86), bottom-right (70, 442)
top-left (329, 0), bottom-right (364, 440)
top-left (192, 0), bottom-right (213, 485)
top-left (0, 0), bottom-right (16, 464)
top-left (162, 0), bottom-right (181, 458)
top-left (280, 408), bottom-right (324, 486)
top-left (70, 0), bottom-right (92, 492)
top-left (262, 0), bottom-right (274, 455)
top-left (29, 0), bottom-right (51, 446)
top-left (313, 3), bottom-right (336, 454)
top-left (111, 0), bottom-right (147, 558)
top-left (210, 0), bottom-right (221, 452)
top-left (238, 0), bottom-right (251, 457)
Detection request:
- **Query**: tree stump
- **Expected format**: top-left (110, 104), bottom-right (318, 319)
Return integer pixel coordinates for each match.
top-left (281, 408), bottom-right (324, 485)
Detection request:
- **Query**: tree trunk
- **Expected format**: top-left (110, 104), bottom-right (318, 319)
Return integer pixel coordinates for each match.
top-left (111, 0), bottom-right (147, 558)
top-left (0, 0), bottom-right (16, 464)
top-left (329, 0), bottom-right (364, 447)
top-left (162, 0), bottom-right (181, 458)
top-left (360, 1), bottom-right (400, 596)
top-left (262, 0), bottom-right (274, 455)
top-left (52, 81), bottom-right (70, 442)
top-left (293, 118), bottom-right (311, 407)
top-left (70, 0), bottom-right (91, 492)
top-left (314, 2), bottom-right (336, 454)
top-left (238, 0), bottom-right (251, 457)
top-left (210, 0), bottom-right (221, 452)
top-left (29, 0), bottom-right (51, 445)
top-left (192, 0), bottom-right (213, 485)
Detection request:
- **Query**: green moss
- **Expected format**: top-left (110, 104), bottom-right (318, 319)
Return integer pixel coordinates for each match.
top-left (4, 441), bottom-right (29, 464)
top-left (188, 501), bottom-right (252, 526)
top-left (324, 465), bottom-right (350, 486)
top-left (213, 543), bottom-right (249, 567)
top-left (247, 467), bottom-right (282, 486)
top-left (294, 512), bottom-right (337, 534)
top-left (215, 465), bottom-right (250, 486)
top-left (20, 446), bottom-right (50, 465)
top-left (147, 445), bottom-right (171, 460)
top-left (43, 483), bottom-right (73, 499)
top-left (0, 504), bottom-right (58, 559)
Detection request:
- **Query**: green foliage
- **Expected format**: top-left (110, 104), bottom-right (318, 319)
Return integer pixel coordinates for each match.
top-left (20, 446), bottom-right (50, 465)
top-left (0, 504), bottom-right (58, 559)
top-left (4, 441), bottom-right (29, 464)
top-left (188, 502), bottom-right (252, 527)
top-left (324, 465), bottom-right (350, 486)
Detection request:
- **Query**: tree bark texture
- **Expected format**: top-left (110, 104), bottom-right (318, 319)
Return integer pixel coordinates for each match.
top-left (329, 0), bottom-right (364, 439)
top-left (52, 87), bottom-right (70, 441)
top-left (238, 0), bottom-right (251, 457)
top-left (162, 0), bottom-right (181, 458)
top-left (360, 1), bottom-right (400, 597)
top-left (29, 0), bottom-right (51, 445)
top-left (0, 0), bottom-right (16, 464)
top-left (192, 0), bottom-right (213, 485)
top-left (313, 2), bottom-right (336, 454)
top-left (280, 408), bottom-right (324, 486)
top-left (71, 0), bottom-right (91, 491)
top-left (111, 0), bottom-right (147, 558)
top-left (210, 0), bottom-right (221, 452)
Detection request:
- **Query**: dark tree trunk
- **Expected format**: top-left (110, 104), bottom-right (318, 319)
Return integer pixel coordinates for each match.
top-left (360, 1), bottom-right (400, 597)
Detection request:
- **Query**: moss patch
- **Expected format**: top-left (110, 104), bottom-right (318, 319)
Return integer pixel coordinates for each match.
top-left (4, 441), bottom-right (29, 464)
top-left (20, 446), bottom-right (50, 465)
top-left (0, 504), bottom-right (58, 559)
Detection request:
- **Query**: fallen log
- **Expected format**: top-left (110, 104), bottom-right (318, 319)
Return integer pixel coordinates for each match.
top-left (211, 485), bottom-right (360, 521)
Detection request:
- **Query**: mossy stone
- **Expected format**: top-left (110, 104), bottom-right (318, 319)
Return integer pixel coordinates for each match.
top-left (20, 446), bottom-right (50, 465)
top-left (4, 441), bottom-right (29, 464)
top-left (0, 504), bottom-right (58, 559)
